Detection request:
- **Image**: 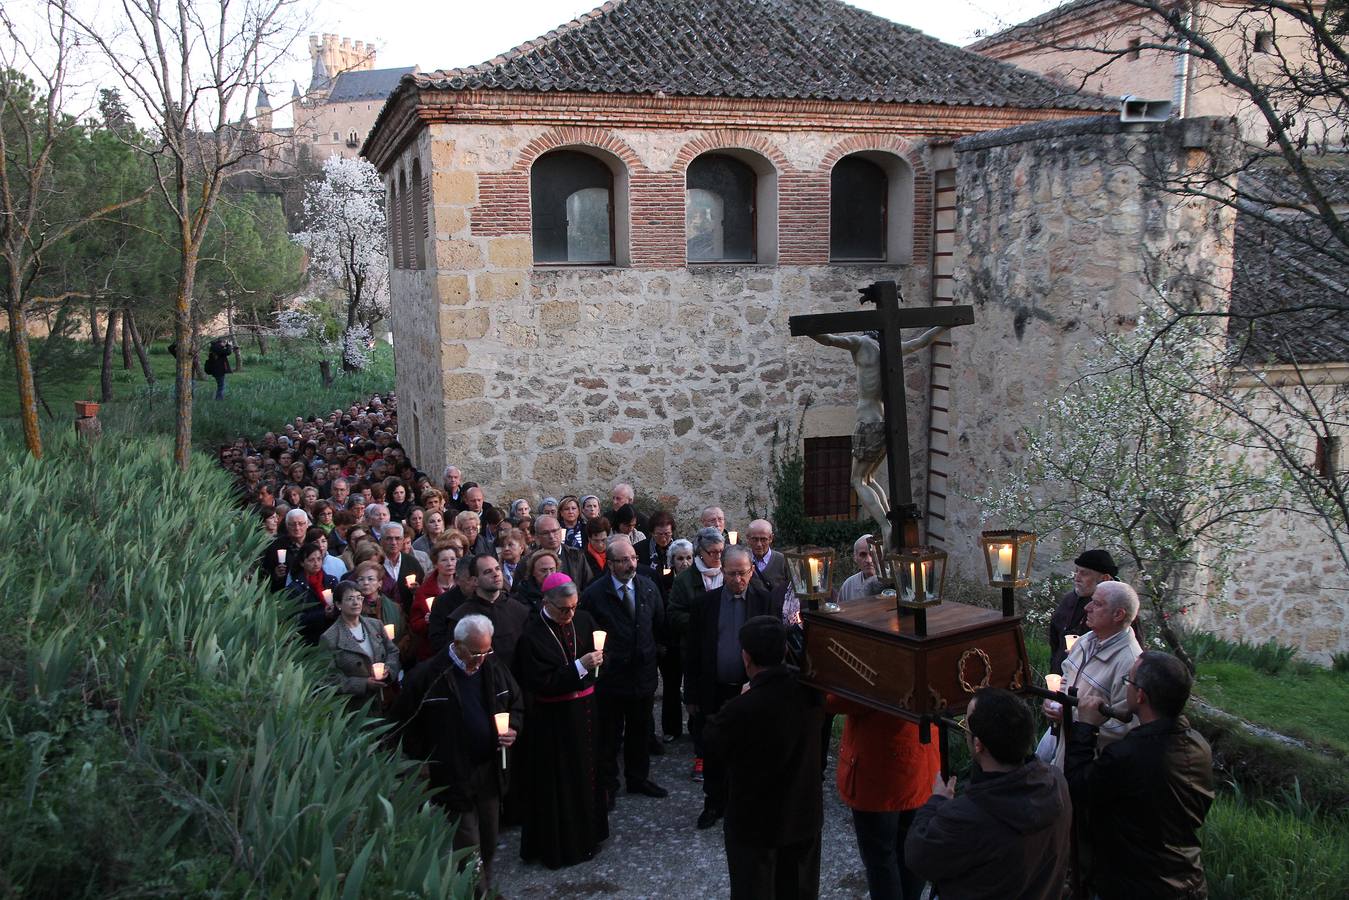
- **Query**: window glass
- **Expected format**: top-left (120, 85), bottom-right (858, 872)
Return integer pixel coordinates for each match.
top-left (532, 151), bottom-right (613, 264)
top-left (831, 155), bottom-right (887, 261)
top-left (687, 154), bottom-right (756, 262)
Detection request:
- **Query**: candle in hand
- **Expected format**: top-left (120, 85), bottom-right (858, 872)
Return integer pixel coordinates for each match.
top-left (494, 712), bottom-right (511, 767)
top-left (592, 630), bottom-right (607, 677)
top-left (277, 548), bottom-right (287, 564)
top-left (321, 588), bottom-right (333, 606)
top-left (384, 623), bottom-right (396, 640)
top-left (1045, 674), bottom-right (1062, 694)
top-left (405, 574), bottom-right (417, 587)
top-left (1064, 634), bottom-right (1079, 653)
top-left (371, 662), bottom-right (387, 681)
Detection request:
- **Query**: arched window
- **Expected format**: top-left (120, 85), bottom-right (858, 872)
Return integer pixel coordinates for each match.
top-left (831, 155), bottom-right (887, 261)
top-left (410, 159), bottom-right (426, 269)
top-left (828, 151), bottom-right (915, 264)
top-left (686, 153), bottom-right (757, 263)
top-left (531, 150), bottom-right (614, 264)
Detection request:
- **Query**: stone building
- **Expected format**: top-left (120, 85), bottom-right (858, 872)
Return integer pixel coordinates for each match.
top-left (968, 0), bottom-right (1345, 143)
top-left (361, 0), bottom-right (1104, 515)
top-left (362, 0), bottom-right (1346, 661)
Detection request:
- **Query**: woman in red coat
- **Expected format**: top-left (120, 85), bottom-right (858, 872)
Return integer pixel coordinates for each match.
top-left (828, 695), bottom-right (941, 900)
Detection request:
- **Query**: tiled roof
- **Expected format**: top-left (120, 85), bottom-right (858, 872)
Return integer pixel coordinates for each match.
top-left (1228, 208), bottom-right (1349, 365)
top-left (327, 67), bottom-right (417, 103)
top-left (412, 0), bottom-right (1111, 110)
top-left (966, 0), bottom-right (1107, 52)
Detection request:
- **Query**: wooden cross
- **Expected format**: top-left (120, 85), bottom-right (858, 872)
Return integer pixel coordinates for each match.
top-left (789, 280), bottom-right (974, 550)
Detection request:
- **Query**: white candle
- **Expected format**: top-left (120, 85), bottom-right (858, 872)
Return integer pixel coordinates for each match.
top-left (384, 623), bottom-right (396, 640)
top-left (997, 544), bottom-right (1013, 579)
top-left (405, 574), bottom-right (417, 587)
top-left (727, 530), bottom-right (738, 545)
top-left (276, 548), bottom-right (287, 564)
top-left (494, 712), bottom-right (511, 767)
top-left (371, 662), bottom-right (387, 680)
top-left (1045, 674), bottom-right (1062, 694)
top-left (321, 588), bottom-right (333, 607)
top-left (807, 557), bottom-right (821, 592)
top-left (593, 630), bottom-right (607, 677)
top-left (1065, 634), bottom-right (1079, 653)
top-left (920, 561), bottom-right (931, 596)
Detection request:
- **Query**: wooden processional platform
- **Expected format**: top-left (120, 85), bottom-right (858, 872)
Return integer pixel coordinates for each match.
top-left (799, 596), bottom-right (1031, 720)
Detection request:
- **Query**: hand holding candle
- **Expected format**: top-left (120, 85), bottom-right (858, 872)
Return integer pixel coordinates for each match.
top-left (405, 573), bottom-right (417, 588)
top-left (593, 630), bottom-right (607, 676)
top-left (494, 712), bottom-right (511, 767)
top-left (371, 661), bottom-right (387, 681)
top-left (1044, 674), bottom-right (1063, 718)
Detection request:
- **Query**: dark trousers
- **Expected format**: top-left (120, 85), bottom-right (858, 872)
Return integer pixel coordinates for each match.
top-left (658, 643), bottom-right (684, 737)
top-left (851, 808), bottom-right (924, 900)
top-left (597, 692), bottom-right (654, 789)
top-left (726, 834), bottom-right (822, 900)
top-left (692, 682), bottom-right (744, 807)
top-left (448, 787), bottom-right (501, 897)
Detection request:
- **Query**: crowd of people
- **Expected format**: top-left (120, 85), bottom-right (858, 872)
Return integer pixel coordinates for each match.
top-left (219, 394), bottom-right (1217, 900)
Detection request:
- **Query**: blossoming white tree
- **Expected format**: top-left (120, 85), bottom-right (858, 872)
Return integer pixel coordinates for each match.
top-left (978, 298), bottom-right (1288, 670)
top-left (293, 155), bottom-right (389, 371)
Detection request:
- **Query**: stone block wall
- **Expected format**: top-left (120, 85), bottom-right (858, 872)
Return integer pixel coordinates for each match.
top-left (943, 114), bottom-right (1347, 662)
top-left (386, 120), bottom-right (940, 529)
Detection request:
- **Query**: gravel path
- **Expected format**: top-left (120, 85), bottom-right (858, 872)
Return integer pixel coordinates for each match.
top-left (493, 701), bottom-right (870, 899)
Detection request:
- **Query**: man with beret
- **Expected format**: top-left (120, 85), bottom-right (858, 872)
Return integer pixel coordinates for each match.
top-left (1048, 549), bottom-right (1117, 676)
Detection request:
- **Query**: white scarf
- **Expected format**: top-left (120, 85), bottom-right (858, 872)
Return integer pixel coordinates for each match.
top-left (695, 556), bottom-right (723, 591)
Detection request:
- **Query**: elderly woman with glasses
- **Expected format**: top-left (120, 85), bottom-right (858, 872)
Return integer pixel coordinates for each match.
top-left (319, 581), bottom-right (401, 709)
top-left (513, 574), bottom-right (608, 869)
top-left (350, 560), bottom-right (406, 645)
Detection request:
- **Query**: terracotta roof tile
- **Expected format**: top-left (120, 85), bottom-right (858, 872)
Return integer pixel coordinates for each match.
top-left (412, 0), bottom-right (1110, 110)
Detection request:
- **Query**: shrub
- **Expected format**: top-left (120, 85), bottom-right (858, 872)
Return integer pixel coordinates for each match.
top-left (0, 430), bottom-right (472, 897)
top-left (1183, 629), bottom-right (1298, 675)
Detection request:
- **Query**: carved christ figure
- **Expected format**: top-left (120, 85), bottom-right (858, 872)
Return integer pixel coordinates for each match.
top-left (808, 327), bottom-right (947, 548)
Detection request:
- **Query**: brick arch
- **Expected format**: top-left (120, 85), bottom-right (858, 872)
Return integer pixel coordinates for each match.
top-left (510, 126), bottom-right (645, 174)
top-left (818, 134), bottom-right (928, 180)
top-left (673, 130), bottom-right (792, 174)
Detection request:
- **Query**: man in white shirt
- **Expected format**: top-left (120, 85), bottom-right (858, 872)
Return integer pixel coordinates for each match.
top-left (835, 534), bottom-right (878, 604)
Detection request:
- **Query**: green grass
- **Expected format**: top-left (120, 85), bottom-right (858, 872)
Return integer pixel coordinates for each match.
top-left (1193, 662), bottom-right (1349, 757)
top-left (1204, 791), bottom-right (1349, 900)
top-left (1, 337), bottom-right (393, 449)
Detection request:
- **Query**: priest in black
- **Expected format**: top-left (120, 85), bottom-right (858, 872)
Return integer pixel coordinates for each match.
top-left (513, 573), bottom-right (610, 868)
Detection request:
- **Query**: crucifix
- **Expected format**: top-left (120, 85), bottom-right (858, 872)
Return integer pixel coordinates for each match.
top-left (789, 280), bottom-right (974, 552)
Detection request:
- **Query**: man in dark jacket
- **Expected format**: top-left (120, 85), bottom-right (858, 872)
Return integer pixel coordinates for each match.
top-left (535, 514), bottom-right (595, 590)
top-left (704, 616), bottom-right (824, 900)
top-left (905, 688), bottom-right (1071, 899)
top-left (1067, 651), bottom-right (1214, 900)
top-left (685, 545), bottom-right (782, 829)
top-left (393, 613), bottom-right (523, 895)
top-left (579, 535), bottom-right (668, 804)
top-left (445, 554), bottom-right (530, 670)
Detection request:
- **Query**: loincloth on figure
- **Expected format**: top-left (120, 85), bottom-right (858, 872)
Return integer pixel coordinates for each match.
top-left (852, 421), bottom-right (886, 463)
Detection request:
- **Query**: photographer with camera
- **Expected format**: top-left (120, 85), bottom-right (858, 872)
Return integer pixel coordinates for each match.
top-left (205, 338), bottom-right (237, 400)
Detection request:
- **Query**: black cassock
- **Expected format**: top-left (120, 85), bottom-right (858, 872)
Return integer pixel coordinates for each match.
top-left (513, 608), bottom-right (610, 868)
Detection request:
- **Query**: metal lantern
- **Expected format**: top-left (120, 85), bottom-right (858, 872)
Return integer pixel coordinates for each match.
top-left (785, 546), bottom-right (837, 613)
top-left (892, 546), bottom-right (948, 608)
top-left (979, 530), bottom-right (1038, 588)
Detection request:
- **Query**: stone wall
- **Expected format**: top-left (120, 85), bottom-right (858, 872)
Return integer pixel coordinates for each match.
top-left (943, 114), bottom-right (1347, 662)
top-left (387, 120), bottom-right (939, 530)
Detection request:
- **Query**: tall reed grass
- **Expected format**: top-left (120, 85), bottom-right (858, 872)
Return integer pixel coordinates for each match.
top-left (0, 429), bottom-right (471, 897)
